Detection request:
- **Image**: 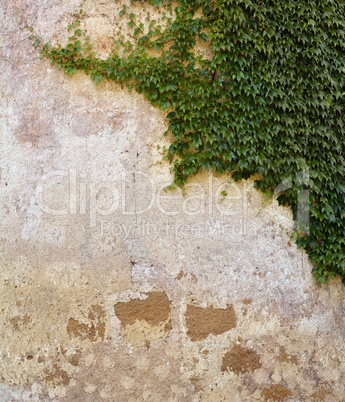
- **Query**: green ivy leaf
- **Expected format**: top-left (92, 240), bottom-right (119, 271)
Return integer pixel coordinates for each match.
top-left (34, 0), bottom-right (345, 285)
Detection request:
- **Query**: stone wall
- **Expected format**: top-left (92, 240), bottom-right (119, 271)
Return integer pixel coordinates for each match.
top-left (1, 1), bottom-right (344, 400)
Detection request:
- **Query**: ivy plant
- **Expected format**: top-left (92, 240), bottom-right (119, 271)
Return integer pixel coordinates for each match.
top-left (28, 0), bottom-right (345, 284)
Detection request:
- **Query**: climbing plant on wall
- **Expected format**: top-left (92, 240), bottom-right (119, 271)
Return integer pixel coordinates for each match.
top-left (28, 0), bottom-right (345, 284)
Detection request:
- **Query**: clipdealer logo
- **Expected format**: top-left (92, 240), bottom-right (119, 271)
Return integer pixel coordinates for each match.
top-left (35, 169), bottom-right (244, 227)
top-left (35, 168), bottom-right (310, 233)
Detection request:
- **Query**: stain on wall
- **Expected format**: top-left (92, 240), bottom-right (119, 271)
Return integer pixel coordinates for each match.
top-left (114, 292), bottom-right (171, 328)
top-left (221, 344), bottom-right (261, 374)
top-left (261, 384), bottom-right (292, 401)
top-left (66, 304), bottom-right (106, 342)
top-left (9, 314), bottom-right (32, 331)
top-left (45, 364), bottom-right (70, 388)
top-left (185, 304), bottom-right (237, 341)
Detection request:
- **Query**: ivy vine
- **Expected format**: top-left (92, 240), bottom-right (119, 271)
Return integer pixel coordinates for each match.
top-left (28, 0), bottom-right (345, 284)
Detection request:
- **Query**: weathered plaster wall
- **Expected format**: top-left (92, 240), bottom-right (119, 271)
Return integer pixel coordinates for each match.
top-left (1, 1), bottom-right (345, 400)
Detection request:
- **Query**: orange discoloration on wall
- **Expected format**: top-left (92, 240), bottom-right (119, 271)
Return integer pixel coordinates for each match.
top-left (221, 344), bottom-right (261, 374)
top-left (185, 304), bottom-right (237, 341)
top-left (67, 305), bottom-right (106, 341)
top-left (114, 292), bottom-right (171, 327)
top-left (261, 384), bottom-right (292, 401)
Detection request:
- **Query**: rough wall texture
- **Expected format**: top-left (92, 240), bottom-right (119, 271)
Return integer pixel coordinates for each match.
top-left (1, 1), bottom-right (345, 401)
